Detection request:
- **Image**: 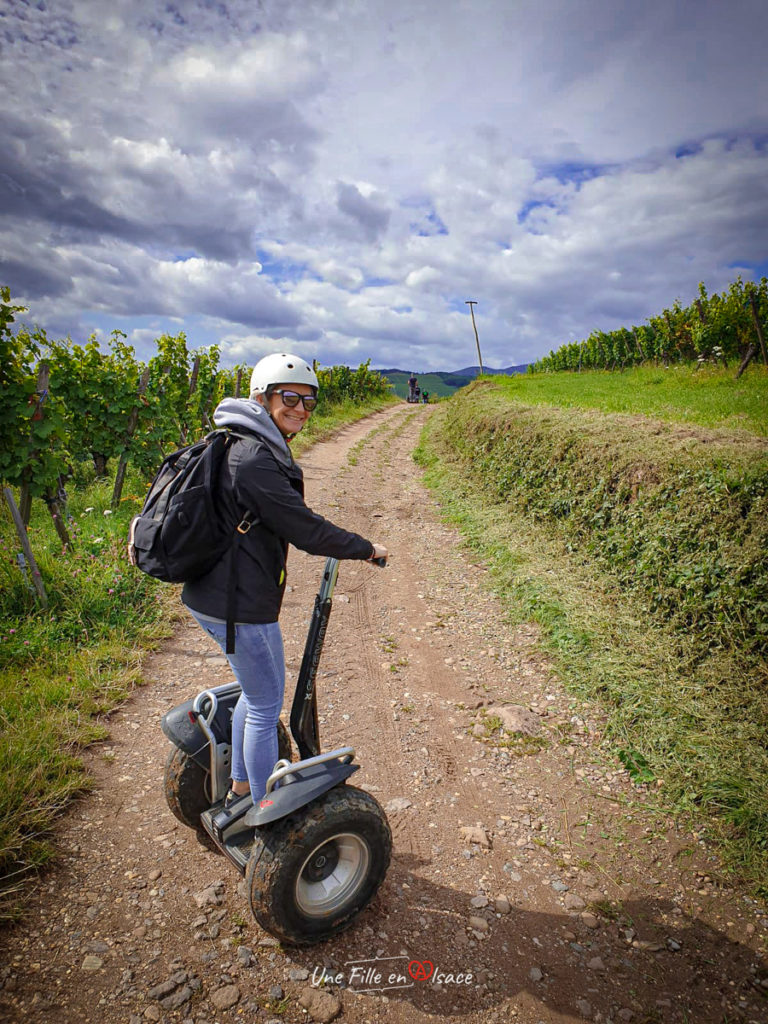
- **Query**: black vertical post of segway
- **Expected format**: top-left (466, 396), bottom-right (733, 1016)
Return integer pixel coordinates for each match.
top-left (290, 557), bottom-right (340, 761)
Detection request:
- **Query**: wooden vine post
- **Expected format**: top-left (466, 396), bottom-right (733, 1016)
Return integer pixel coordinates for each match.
top-left (235, 367), bottom-right (243, 398)
top-left (662, 313), bottom-right (674, 366)
top-left (188, 355), bottom-right (200, 395)
top-left (18, 364), bottom-right (50, 525)
top-left (631, 329), bottom-right (646, 363)
top-left (736, 343), bottom-right (757, 379)
top-left (179, 355), bottom-right (201, 446)
top-left (200, 368), bottom-right (217, 432)
top-left (2, 487), bottom-right (48, 608)
top-left (594, 333), bottom-right (609, 368)
top-left (111, 366), bottom-right (152, 507)
top-left (736, 292), bottom-right (768, 379)
top-left (44, 488), bottom-right (71, 549)
top-left (18, 475), bottom-right (32, 528)
top-left (19, 362), bottom-right (72, 548)
top-left (748, 293), bottom-right (768, 366)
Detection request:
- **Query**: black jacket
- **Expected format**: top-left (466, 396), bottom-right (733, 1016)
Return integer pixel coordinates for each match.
top-left (182, 400), bottom-right (373, 623)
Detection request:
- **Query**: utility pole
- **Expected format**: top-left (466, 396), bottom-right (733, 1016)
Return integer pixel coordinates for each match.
top-left (465, 300), bottom-right (484, 375)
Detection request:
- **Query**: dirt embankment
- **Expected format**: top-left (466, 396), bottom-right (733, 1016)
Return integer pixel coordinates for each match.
top-left (1, 403), bottom-right (766, 1024)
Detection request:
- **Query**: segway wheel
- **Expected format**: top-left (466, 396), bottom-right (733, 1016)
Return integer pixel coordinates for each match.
top-left (246, 785), bottom-right (391, 945)
top-left (164, 747), bottom-right (211, 830)
top-left (163, 721), bottom-right (293, 830)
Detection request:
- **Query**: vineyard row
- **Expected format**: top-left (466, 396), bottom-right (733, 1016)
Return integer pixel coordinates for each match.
top-left (0, 287), bottom-right (391, 545)
top-left (530, 276), bottom-right (768, 375)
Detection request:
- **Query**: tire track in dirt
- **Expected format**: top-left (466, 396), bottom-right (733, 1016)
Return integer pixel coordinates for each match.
top-left (309, 408), bottom-right (491, 833)
top-left (301, 407), bottom-right (440, 864)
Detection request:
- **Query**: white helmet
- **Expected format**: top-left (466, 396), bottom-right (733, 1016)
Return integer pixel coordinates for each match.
top-left (249, 352), bottom-right (319, 397)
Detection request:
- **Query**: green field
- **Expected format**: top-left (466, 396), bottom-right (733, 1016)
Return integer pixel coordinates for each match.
top-left (379, 370), bottom-right (472, 399)
top-left (498, 364), bottom-right (768, 435)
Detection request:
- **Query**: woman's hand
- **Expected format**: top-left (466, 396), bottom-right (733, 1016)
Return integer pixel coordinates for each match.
top-left (370, 543), bottom-right (388, 564)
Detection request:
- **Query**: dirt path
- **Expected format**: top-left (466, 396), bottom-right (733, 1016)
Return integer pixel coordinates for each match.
top-left (2, 404), bottom-right (767, 1024)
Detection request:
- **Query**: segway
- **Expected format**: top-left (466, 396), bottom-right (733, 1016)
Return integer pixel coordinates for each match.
top-left (160, 556), bottom-right (392, 945)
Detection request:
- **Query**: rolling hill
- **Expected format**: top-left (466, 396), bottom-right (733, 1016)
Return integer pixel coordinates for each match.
top-left (377, 364), bottom-right (528, 399)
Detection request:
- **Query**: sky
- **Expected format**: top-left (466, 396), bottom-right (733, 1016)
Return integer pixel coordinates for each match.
top-left (1, 0), bottom-right (767, 373)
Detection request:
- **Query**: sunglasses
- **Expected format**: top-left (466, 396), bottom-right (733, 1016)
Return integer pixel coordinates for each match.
top-left (273, 388), bottom-right (318, 412)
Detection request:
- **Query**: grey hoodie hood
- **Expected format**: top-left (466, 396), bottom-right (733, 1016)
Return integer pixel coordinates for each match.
top-left (212, 397), bottom-right (293, 468)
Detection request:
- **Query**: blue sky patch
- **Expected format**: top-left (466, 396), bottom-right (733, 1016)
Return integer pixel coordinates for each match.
top-left (536, 161), bottom-right (605, 185)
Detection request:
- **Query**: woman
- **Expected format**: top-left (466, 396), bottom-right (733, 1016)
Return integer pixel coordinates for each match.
top-left (182, 352), bottom-right (387, 808)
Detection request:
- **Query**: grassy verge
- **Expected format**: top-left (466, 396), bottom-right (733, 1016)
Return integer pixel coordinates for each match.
top-left (0, 470), bottom-right (178, 917)
top-left (0, 392), bottom-right (396, 918)
top-left (501, 364), bottom-right (768, 436)
top-left (416, 381), bottom-right (768, 898)
top-left (290, 393), bottom-right (399, 457)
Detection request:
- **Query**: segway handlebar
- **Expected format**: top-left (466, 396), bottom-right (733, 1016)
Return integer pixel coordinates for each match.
top-left (369, 555), bottom-right (387, 568)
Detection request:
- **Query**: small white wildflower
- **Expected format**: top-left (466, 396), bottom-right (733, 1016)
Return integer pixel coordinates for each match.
top-left (84, 507), bottom-right (94, 513)
top-left (103, 509), bottom-right (112, 516)
top-left (93, 537), bottom-right (105, 544)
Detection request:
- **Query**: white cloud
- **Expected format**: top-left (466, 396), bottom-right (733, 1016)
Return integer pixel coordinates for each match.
top-left (162, 33), bottom-right (320, 103)
top-left (1, 0), bottom-right (767, 371)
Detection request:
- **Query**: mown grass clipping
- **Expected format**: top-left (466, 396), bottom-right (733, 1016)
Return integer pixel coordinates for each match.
top-left (416, 379), bottom-right (768, 897)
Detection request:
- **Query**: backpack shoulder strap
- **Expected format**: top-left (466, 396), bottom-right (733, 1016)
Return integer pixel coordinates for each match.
top-left (214, 427), bottom-right (289, 654)
top-left (216, 428), bottom-right (269, 655)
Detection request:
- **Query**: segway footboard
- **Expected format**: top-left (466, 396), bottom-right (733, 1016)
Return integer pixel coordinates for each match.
top-left (197, 749), bottom-right (359, 871)
top-left (246, 754), bottom-right (360, 827)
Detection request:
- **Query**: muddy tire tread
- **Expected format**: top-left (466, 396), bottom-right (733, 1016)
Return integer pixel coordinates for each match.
top-left (246, 784), bottom-right (391, 946)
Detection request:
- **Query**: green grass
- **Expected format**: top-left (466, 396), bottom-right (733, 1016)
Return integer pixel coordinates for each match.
top-left (342, 414), bottom-right (396, 469)
top-left (416, 382), bottom-right (768, 899)
top-left (500, 364), bottom-right (768, 436)
top-left (0, 469), bottom-right (178, 915)
top-left (0, 391), bottom-right (395, 917)
top-left (290, 393), bottom-right (398, 456)
top-left (380, 370), bottom-right (468, 399)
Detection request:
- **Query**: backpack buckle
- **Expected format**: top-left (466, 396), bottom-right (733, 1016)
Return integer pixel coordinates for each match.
top-left (237, 518), bottom-right (252, 534)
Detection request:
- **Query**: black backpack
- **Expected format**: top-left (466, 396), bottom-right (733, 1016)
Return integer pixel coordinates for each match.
top-left (129, 429), bottom-right (257, 652)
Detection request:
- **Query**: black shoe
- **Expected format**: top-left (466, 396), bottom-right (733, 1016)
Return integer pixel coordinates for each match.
top-left (224, 789), bottom-right (250, 809)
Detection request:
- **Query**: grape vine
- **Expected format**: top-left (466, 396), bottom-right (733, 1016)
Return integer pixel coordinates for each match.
top-left (530, 276), bottom-right (768, 374)
top-left (0, 289), bottom-right (391, 525)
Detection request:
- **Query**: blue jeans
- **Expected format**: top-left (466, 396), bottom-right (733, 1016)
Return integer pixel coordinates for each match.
top-left (189, 613), bottom-right (285, 799)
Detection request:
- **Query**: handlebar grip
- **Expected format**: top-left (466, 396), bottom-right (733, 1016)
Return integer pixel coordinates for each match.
top-left (370, 556), bottom-right (388, 568)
